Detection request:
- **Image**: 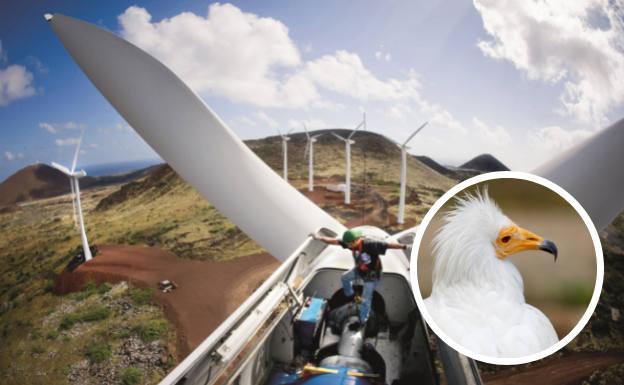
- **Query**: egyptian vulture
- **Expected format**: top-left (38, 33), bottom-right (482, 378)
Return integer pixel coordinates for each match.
top-left (424, 190), bottom-right (559, 358)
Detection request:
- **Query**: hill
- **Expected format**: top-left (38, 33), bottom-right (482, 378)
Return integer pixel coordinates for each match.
top-left (0, 163), bottom-right (159, 207)
top-left (460, 153), bottom-right (509, 172)
top-left (0, 164), bottom-right (69, 207)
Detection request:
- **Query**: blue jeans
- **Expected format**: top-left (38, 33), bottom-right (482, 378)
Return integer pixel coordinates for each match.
top-left (341, 267), bottom-right (379, 323)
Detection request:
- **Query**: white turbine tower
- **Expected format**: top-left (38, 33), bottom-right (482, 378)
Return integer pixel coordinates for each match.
top-left (303, 124), bottom-right (323, 192)
top-left (396, 122), bottom-right (428, 224)
top-left (277, 128), bottom-right (293, 181)
top-left (331, 114), bottom-right (365, 205)
top-left (50, 129), bottom-right (92, 262)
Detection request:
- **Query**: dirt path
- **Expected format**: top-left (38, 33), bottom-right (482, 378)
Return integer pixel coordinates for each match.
top-left (55, 245), bottom-right (279, 359)
top-left (297, 180), bottom-right (397, 228)
top-left (481, 351), bottom-right (624, 385)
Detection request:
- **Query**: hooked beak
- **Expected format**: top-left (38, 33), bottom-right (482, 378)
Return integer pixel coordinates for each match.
top-left (495, 225), bottom-right (558, 261)
top-left (539, 239), bottom-right (558, 261)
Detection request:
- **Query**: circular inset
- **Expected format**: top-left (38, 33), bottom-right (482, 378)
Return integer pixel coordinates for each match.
top-left (410, 171), bottom-right (603, 365)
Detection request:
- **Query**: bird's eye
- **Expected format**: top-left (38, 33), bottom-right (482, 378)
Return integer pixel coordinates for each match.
top-left (501, 236), bottom-right (511, 243)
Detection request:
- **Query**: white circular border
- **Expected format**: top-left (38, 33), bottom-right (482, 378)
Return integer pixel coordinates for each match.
top-left (409, 171), bottom-right (604, 365)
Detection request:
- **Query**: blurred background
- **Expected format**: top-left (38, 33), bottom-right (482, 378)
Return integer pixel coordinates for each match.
top-left (416, 178), bottom-right (598, 339)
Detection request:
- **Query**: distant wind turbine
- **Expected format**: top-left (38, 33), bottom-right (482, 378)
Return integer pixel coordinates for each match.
top-left (303, 124), bottom-right (324, 192)
top-left (331, 113), bottom-right (366, 205)
top-left (50, 129), bottom-right (92, 261)
top-left (395, 122), bottom-right (428, 224)
top-left (278, 128), bottom-right (293, 181)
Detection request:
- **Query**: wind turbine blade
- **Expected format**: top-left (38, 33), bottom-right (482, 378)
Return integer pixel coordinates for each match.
top-left (71, 128), bottom-right (84, 173)
top-left (312, 134), bottom-right (324, 139)
top-left (303, 141), bottom-right (310, 160)
top-left (303, 123), bottom-right (310, 139)
top-left (50, 161), bottom-right (72, 176)
top-left (534, 118), bottom-right (624, 230)
top-left (47, 13), bottom-right (344, 260)
top-left (402, 121), bottom-right (428, 146)
top-left (331, 132), bottom-right (347, 141)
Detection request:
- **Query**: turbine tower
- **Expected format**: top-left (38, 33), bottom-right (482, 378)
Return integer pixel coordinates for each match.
top-left (50, 129), bottom-right (93, 261)
top-left (277, 128), bottom-right (293, 181)
top-left (396, 122), bottom-right (428, 224)
top-left (331, 114), bottom-right (365, 205)
top-left (303, 124), bottom-right (323, 192)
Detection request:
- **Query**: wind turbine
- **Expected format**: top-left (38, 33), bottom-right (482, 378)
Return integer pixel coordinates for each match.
top-left (48, 12), bottom-right (624, 383)
top-left (331, 114), bottom-right (365, 205)
top-left (277, 128), bottom-right (293, 181)
top-left (303, 124), bottom-right (323, 192)
top-left (50, 129), bottom-right (92, 262)
top-left (396, 122), bottom-right (428, 224)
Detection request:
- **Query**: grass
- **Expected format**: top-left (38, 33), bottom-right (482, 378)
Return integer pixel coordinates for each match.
top-left (134, 319), bottom-right (168, 343)
top-left (130, 287), bottom-right (153, 305)
top-left (121, 367), bottom-right (143, 385)
top-left (59, 305), bottom-right (110, 330)
top-left (85, 340), bottom-right (111, 364)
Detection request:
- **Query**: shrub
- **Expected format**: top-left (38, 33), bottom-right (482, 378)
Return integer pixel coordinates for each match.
top-left (59, 313), bottom-right (81, 330)
top-left (59, 306), bottom-right (110, 330)
top-left (31, 344), bottom-right (45, 354)
top-left (134, 319), bottom-right (168, 342)
top-left (80, 306), bottom-right (111, 322)
top-left (98, 282), bottom-right (113, 295)
top-left (130, 287), bottom-right (153, 305)
top-left (121, 367), bottom-right (142, 385)
top-left (46, 330), bottom-right (59, 340)
top-left (85, 341), bottom-right (111, 364)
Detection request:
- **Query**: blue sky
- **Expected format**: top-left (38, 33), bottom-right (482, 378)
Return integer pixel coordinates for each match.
top-left (1, 0), bottom-right (623, 180)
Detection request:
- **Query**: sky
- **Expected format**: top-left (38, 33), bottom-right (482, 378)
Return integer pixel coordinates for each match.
top-left (1, 0), bottom-right (623, 180)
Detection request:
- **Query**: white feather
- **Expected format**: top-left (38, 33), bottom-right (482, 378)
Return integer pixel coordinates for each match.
top-left (425, 189), bottom-right (558, 358)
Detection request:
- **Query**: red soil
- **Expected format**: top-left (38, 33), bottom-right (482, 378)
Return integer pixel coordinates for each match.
top-left (55, 245), bottom-right (279, 359)
top-left (481, 351), bottom-right (624, 385)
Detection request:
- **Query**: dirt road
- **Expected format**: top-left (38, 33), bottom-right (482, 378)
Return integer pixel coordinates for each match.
top-left (55, 245), bottom-right (279, 358)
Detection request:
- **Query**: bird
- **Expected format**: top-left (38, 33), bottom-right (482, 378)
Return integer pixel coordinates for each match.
top-left (424, 189), bottom-right (559, 358)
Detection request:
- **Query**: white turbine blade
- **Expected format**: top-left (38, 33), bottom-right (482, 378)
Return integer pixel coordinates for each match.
top-left (303, 123), bottom-right (310, 139)
top-left (331, 132), bottom-right (347, 141)
top-left (402, 121), bottom-right (428, 146)
top-left (50, 161), bottom-right (72, 176)
top-left (303, 140), bottom-right (310, 160)
top-left (312, 133), bottom-right (324, 139)
top-left (47, 13), bottom-right (344, 260)
top-left (352, 120), bottom-right (364, 133)
top-left (534, 118), bottom-right (624, 230)
top-left (70, 127), bottom-right (84, 173)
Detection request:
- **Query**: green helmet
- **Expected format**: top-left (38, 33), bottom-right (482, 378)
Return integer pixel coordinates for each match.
top-left (342, 229), bottom-right (362, 244)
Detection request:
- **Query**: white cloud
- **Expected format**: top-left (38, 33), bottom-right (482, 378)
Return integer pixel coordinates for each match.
top-left (4, 151), bottom-right (14, 161)
top-left (0, 64), bottom-right (36, 106)
top-left (287, 118), bottom-right (330, 130)
top-left (302, 51), bottom-right (417, 101)
top-left (119, 4), bottom-right (304, 108)
top-left (117, 5), bottom-right (426, 109)
top-left (255, 111), bottom-right (279, 129)
top-left (55, 137), bottom-right (80, 146)
top-left (88, 143), bottom-right (99, 149)
top-left (39, 122), bottom-right (56, 133)
top-left (472, 117), bottom-right (512, 145)
top-left (474, 0), bottom-right (624, 124)
top-left (39, 121), bottom-right (85, 133)
top-left (528, 125), bottom-right (592, 151)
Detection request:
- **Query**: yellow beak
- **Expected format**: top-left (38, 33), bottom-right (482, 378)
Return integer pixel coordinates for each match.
top-left (494, 225), bottom-right (558, 261)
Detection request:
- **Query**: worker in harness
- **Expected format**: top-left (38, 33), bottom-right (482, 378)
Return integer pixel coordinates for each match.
top-left (313, 229), bottom-right (409, 328)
